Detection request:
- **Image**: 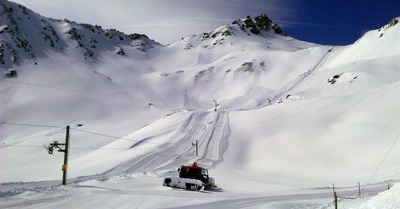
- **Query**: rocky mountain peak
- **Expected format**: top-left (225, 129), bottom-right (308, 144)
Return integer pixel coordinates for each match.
top-left (180, 14), bottom-right (286, 50)
top-left (232, 14), bottom-right (285, 36)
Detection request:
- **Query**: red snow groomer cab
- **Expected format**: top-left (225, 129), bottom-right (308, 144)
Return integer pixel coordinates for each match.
top-left (163, 162), bottom-right (217, 190)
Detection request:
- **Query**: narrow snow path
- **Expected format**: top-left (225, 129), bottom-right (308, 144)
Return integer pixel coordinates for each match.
top-left (194, 111), bottom-right (230, 168)
top-left (269, 46), bottom-right (336, 104)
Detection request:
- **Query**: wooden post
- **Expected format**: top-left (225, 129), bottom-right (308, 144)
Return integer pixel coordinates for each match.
top-left (334, 192), bottom-right (338, 209)
top-left (388, 183), bottom-right (390, 190)
top-left (358, 182), bottom-right (361, 198)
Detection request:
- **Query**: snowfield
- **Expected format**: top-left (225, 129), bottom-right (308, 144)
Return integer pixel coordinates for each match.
top-left (1, 0), bottom-right (399, 208)
top-left (1, 175), bottom-right (398, 208)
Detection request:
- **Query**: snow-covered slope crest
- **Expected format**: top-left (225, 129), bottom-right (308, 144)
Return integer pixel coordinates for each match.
top-left (324, 17), bottom-right (400, 68)
top-left (0, 0), bottom-right (159, 69)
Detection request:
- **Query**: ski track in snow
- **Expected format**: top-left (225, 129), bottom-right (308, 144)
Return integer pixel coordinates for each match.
top-left (102, 111), bottom-right (231, 176)
top-left (197, 111), bottom-right (230, 169)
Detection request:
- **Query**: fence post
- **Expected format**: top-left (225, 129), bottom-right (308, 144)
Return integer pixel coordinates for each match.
top-left (334, 192), bottom-right (338, 209)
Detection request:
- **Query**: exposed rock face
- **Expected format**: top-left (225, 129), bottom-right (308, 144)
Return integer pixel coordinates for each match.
top-left (233, 14), bottom-right (285, 36)
top-left (0, 0), bottom-right (158, 67)
top-left (0, 1), bottom-right (36, 65)
top-left (182, 13), bottom-right (286, 50)
top-left (244, 16), bottom-right (261, 35)
top-left (2, 0), bottom-right (288, 67)
top-left (379, 17), bottom-right (399, 31)
top-left (4, 69), bottom-right (17, 78)
top-left (240, 62), bottom-right (253, 72)
top-left (387, 18), bottom-right (399, 28)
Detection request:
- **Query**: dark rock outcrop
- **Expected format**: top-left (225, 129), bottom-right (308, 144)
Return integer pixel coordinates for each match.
top-left (234, 14), bottom-right (285, 36)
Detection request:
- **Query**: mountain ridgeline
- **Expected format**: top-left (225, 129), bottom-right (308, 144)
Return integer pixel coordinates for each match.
top-left (1, 0), bottom-right (399, 112)
top-left (0, 0), bottom-right (158, 69)
top-left (0, 0), bottom-right (289, 70)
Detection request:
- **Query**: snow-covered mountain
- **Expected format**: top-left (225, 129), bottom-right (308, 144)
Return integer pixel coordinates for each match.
top-left (0, 0), bottom-right (158, 68)
top-left (1, 0), bottom-right (399, 208)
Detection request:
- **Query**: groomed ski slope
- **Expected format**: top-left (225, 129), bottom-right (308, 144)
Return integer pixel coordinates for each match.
top-left (1, 1), bottom-right (399, 208)
top-left (73, 111), bottom-right (230, 177)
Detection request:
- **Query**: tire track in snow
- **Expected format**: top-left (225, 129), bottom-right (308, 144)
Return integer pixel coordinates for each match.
top-left (102, 111), bottom-right (231, 176)
top-left (102, 112), bottom-right (205, 175)
top-left (197, 111), bottom-right (230, 169)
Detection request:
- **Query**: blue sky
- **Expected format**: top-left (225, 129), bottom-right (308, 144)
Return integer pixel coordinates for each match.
top-left (285, 0), bottom-right (400, 45)
top-left (9, 0), bottom-right (400, 46)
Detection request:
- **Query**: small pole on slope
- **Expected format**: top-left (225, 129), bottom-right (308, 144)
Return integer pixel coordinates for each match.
top-left (358, 181), bottom-right (361, 198)
top-left (334, 192), bottom-right (338, 209)
top-left (332, 183), bottom-right (337, 208)
top-left (213, 99), bottom-right (218, 111)
top-left (192, 140), bottom-right (198, 157)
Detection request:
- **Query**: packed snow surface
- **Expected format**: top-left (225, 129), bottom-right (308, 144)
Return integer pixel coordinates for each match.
top-left (0, 1), bottom-right (399, 208)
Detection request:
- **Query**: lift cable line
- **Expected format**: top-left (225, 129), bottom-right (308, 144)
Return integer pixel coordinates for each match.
top-left (336, 130), bottom-right (400, 201)
top-left (0, 122), bottom-right (63, 128)
top-left (3, 79), bottom-right (150, 102)
top-left (0, 144), bottom-right (166, 150)
top-left (70, 127), bottom-right (167, 145)
top-left (359, 130), bottom-right (400, 195)
top-left (70, 128), bottom-right (129, 140)
top-left (0, 145), bottom-right (46, 148)
top-left (0, 122), bottom-right (166, 145)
